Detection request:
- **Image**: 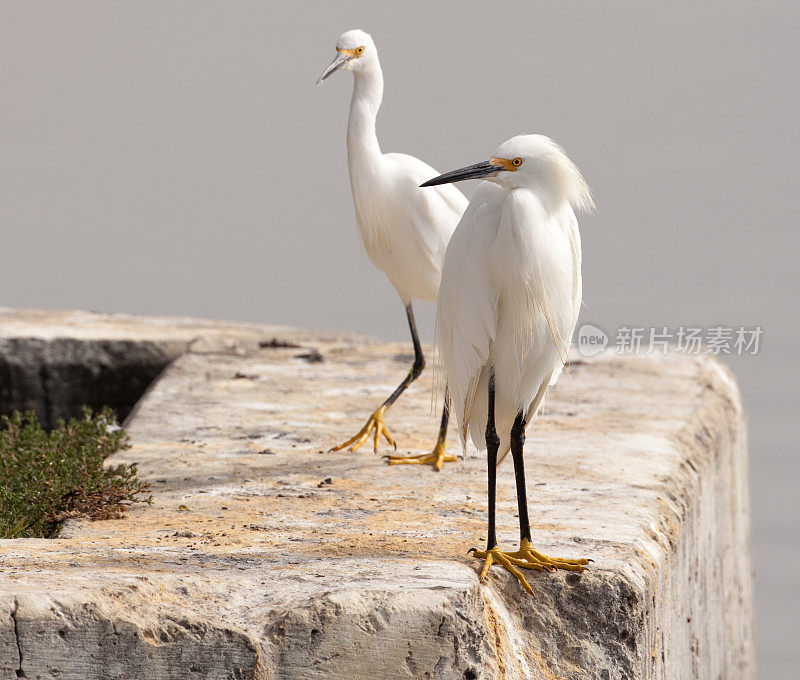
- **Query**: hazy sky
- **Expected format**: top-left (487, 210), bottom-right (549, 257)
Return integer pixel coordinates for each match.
top-left (2, 2), bottom-right (798, 675)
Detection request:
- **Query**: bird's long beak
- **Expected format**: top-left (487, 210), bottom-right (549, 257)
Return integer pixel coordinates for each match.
top-left (420, 159), bottom-right (503, 187)
top-left (316, 52), bottom-right (352, 86)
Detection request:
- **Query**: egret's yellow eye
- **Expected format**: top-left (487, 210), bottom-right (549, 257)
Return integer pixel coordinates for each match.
top-left (355, 46), bottom-right (365, 55)
top-left (512, 158), bottom-right (523, 167)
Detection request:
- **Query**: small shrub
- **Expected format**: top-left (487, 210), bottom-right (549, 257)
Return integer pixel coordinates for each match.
top-left (0, 407), bottom-right (151, 538)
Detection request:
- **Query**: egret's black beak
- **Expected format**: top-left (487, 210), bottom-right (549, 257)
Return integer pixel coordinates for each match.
top-left (420, 160), bottom-right (501, 187)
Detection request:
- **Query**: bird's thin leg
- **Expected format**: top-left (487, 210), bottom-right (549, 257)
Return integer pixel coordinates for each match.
top-left (485, 374), bottom-right (499, 552)
top-left (330, 303), bottom-right (425, 454)
top-left (470, 374), bottom-right (539, 592)
top-left (385, 387), bottom-right (458, 470)
top-left (507, 411), bottom-right (591, 572)
top-left (384, 303), bottom-right (426, 407)
top-left (510, 412), bottom-right (532, 544)
top-left (436, 393), bottom-right (451, 452)
top-left (470, 403), bottom-right (589, 595)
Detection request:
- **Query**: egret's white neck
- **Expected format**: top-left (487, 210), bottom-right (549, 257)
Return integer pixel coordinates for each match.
top-left (347, 60), bottom-right (383, 166)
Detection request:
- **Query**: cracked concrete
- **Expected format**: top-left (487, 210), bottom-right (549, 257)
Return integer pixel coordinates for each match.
top-left (0, 309), bottom-right (756, 679)
top-left (10, 600), bottom-right (22, 679)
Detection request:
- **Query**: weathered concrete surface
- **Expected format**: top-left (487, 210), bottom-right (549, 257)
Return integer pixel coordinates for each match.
top-left (0, 307), bottom-right (359, 427)
top-left (0, 309), bottom-right (755, 679)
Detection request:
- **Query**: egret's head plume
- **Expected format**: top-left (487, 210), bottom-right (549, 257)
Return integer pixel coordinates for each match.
top-left (421, 134), bottom-right (593, 213)
top-left (491, 135), bottom-right (594, 213)
top-left (317, 29), bottom-right (377, 85)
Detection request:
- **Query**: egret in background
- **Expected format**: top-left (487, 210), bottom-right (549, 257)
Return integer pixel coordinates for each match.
top-left (317, 29), bottom-right (467, 470)
top-left (423, 135), bottom-right (594, 591)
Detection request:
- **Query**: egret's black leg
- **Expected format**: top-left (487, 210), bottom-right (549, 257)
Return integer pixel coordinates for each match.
top-left (508, 407), bottom-right (590, 574)
top-left (385, 386), bottom-right (457, 470)
top-left (469, 371), bottom-right (540, 593)
top-left (382, 303), bottom-right (425, 408)
top-left (330, 303), bottom-right (426, 454)
top-left (510, 411), bottom-right (532, 543)
top-left (470, 387), bottom-right (591, 593)
top-left (436, 388), bottom-right (450, 448)
top-left (485, 371), bottom-right (500, 551)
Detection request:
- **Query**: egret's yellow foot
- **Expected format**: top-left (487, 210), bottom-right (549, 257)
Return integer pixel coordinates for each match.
top-left (521, 541), bottom-right (591, 572)
top-left (469, 539), bottom-right (590, 594)
top-left (384, 439), bottom-right (457, 471)
top-left (329, 404), bottom-right (396, 454)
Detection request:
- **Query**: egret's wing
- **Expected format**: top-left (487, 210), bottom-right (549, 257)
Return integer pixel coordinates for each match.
top-left (549, 205), bottom-right (583, 386)
top-left (436, 182), bottom-right (504, 449)
top-left (384, 152), bottom-right (468, 269)
top-left (386, 152), bottom-right (468, 217)
top-left (521, 208), bottom-right (582, 449)
top-left (486, 191), bottom-right (579, 464)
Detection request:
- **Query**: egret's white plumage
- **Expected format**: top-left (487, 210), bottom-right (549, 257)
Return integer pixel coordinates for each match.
top-left (322, 29), bottom-right (467, 304)
top-left (435, 135), bottom-right (593, 463)
top-left (317, 29), bottom-right (467, 466)
top-left (421, 134), bottom-right (593, 589)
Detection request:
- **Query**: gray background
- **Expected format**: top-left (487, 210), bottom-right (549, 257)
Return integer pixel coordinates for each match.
top-left (2, 2), bottom-right (797, 675)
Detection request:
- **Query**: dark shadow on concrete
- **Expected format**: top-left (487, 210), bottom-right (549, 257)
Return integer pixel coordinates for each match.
top-left (0, 338), bottom-right (187, 428)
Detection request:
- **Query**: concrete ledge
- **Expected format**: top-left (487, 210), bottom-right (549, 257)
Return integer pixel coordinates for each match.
top-left (0, 310), bottom-right (756, 679)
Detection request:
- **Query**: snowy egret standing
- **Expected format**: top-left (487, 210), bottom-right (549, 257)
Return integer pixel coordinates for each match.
top-left (317, 29), bottom-right (468, 470)
top-left (423, 134), bottom-right (594, 591)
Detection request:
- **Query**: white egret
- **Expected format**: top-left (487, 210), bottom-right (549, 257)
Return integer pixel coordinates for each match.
top-left (422, 134), bottom-right (594, 592)
top-left (317, 29), bottom-right (468, 470)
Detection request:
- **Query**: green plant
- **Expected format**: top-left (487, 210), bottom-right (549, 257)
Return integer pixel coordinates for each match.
top-left (0, 407), bottom-right (151, 538)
